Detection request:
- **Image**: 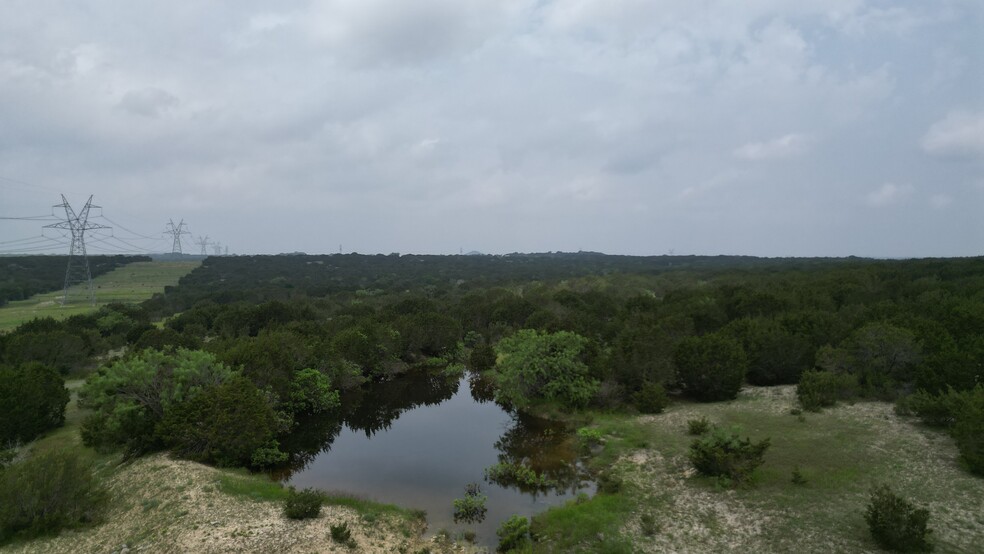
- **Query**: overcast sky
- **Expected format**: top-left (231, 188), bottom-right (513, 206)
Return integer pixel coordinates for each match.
top-left (1, 0), bottom-right (982, 258)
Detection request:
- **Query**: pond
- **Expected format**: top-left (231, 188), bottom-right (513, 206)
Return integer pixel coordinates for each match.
top-left (278, 370), bottom-right (595, 547)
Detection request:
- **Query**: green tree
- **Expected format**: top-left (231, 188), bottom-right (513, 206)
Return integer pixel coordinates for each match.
top-left (673, 333), bottom-right (747, 401)
top-left (286, 368), bottom-right (340, 415)
top-left (0, 362), bottom-right (69, 444)
top-left (494, 329), bottom-right (598, 409)
top-left (158, 375), bottom-right (283, 468)
top-left (79, 348), bottom-right (233, 455)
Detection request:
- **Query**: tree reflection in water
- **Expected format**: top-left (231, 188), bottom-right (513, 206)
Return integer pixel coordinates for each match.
top-left (276, 369), bottom-right (592, 500)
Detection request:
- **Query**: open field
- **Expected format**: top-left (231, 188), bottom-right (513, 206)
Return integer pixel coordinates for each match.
top-left (533, 386), bottom-right (984, 553)
top-left (0, 261), bottom-right (199, 332)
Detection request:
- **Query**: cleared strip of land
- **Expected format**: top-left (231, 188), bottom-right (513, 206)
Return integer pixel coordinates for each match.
top-left (0, 261), bottom-right (199, 332)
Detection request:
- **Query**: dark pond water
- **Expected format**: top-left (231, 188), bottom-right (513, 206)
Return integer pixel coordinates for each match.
top-left (279, 370), bottom-right (594, 547)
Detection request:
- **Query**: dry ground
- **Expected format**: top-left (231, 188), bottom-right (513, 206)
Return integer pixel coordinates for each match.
top-left (609, 386), bottom-right (984, 553)
top-left (2, 454), bottom-right (480, 554)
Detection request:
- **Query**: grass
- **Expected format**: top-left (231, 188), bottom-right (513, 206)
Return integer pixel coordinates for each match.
top-left (544, 386), bottom-right (984, 553)
top-left (531, 494), bottom-right (635, 553)
top-left (216, 472), bottom-right (424, 524)
top-left (216, 472), bottom-right (291, 502)
top-left (0, 261), bottom-right (199, 331)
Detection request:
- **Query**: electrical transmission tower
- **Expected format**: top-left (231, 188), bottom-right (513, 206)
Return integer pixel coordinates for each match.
top-left (194, 235), bottom-right (210, 256)
top-left (212, 242), bottom-right (223, 256)
top-left (164, 219), bottom-right (190, 254)
top-left (43, 195), bottom-right (109, 305)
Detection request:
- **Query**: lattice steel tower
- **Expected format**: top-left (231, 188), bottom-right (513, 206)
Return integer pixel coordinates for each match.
top-left (44, 195), bottom-right (109, 305)
top-left (194, 235), bottom-right (210, 256)
top-left (164, 219), bottom-right (190, 254)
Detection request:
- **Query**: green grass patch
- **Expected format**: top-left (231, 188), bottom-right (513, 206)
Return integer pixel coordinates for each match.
top-left (531, 493), bottom-right (634, 553)
top-left (0, 261), bottom-right (199, 331)
top-left (321, 491), bottom-right (426, 522)
top-left (216, 471), bottom-right (290, 502)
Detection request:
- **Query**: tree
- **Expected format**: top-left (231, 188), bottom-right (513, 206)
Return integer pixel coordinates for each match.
top-left (673, 333), bottom-right (747, 401)
top-left (157, 375), bottom-right (283, 468)
top-left (494, 329), bottom-right (598, 409)
top-left (0, 362), bottom-right (69, 444)
top-left (79, 348), bottom-right (233, 455)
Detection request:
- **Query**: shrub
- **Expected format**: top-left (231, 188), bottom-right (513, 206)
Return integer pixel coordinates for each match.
top-left (496, 514), bottom-right (531, 553)
top-left (687, 417), bottom-right (711, 436)
top-left (576, 427), bottom-right (604, 449)
top-left (79, 348), bottom-right (233, 456)
top-left (865, 485), bottom-right (932, 552)
top-left (494, 329), bottom-right (599, 409)
top-left (469, 343), bottom-right (497, 371)
top-left (0, 451), bottom-right (108, 542)
top-left (673, 334), bottom-right (747, 402)
top-left (452, 484), bottom-right (487, 524)
top-left (286, 368), bottom-right (340, 415)
top-left (796, 370), bottom-right (858, 411)
top-left (791, 466), bottom-right (807, 485)
top-left (640, 512), bottom-right (659, 536)
top-left (485, 462), bottom-right (554, 490)
top-left (158, 375), bottom-right (282, 468)
top-left (633, 382), bottom-right (669, 414)
top-left (952, 386), bottom-right (984, 475)
top-left (688, 427), bottom-right (770, 483)
top-left (895, 388), bottom-right (964, 428)
top-left (0, 362), bottom-right (70, 444)
top-left (330, 521), bottom-right (356, 548)
top-left (283, 487), bottom-right (323, 520)
top-left (596, 469), bottom-right (623, 494)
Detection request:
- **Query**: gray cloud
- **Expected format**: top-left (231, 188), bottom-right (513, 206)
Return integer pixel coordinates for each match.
top-left (1, 0), bottom-right (982, 258)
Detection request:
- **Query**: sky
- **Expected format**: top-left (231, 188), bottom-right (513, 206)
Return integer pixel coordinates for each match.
top-left (0, 0), bottom-right (982, 258)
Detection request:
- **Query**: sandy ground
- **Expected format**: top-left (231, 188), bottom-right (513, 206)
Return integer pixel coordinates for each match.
top-left (3, 454), bottom-right (485, 554)
top-left (618, 386), bottom-right (984, 554)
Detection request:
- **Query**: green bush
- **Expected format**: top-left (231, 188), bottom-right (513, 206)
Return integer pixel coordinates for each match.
top-left (895, 388), bottom-right (964, 428)
top-left (158, 375), bottom-right (283, 468)
top-left (79, 348), bottom-right (234, 456)
top-left (796, 370), bottom-right (859, 411)
top-left (286, 368), bottom-right (340, 415)
top-left (485, 462), bottom-right (554, 490)
top-left (329, 521), bottom-right (356, 548)
top-left (865, 485), bottom-right (932, 552)
top-left (952, 386), bottom-right (984, 475)
top-left (0, 362), bottom-right (69, 445)
top-left (496, 514), bottom-right (531, 553)
top-left (469, 343), bottom-right (497, 371)
top-left (687, 417), bottom-right (711, 435)
top-left (688, 427), bottom-right (770, 483)
top-left (673, 333), bottom-right (747, 402)
top-left (283, 487), bottom-right (324, 520)
top-left (494, 329), bottom-right (599, 410)
top-left (452, 483), bottom-right (488, 524)
top-left (633, 382), bottom-right (669, 414)
top-left (0, 451), bottom-right (108, 542)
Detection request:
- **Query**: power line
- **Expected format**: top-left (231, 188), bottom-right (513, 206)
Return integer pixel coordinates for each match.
top-left (96, 215), bottom-right (167, 241)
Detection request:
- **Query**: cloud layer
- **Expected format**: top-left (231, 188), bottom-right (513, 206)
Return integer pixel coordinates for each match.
top-left (0, 0), bottom-right (981, 257)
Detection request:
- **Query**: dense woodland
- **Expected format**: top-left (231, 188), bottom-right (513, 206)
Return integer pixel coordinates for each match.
top-left (0, 255), bottom-right (150, 306)
top-left (1, 253), bottom-right (983, 547)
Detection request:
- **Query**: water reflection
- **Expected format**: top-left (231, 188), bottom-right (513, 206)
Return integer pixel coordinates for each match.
top-left (279, 370), bottom-right (594, 547)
